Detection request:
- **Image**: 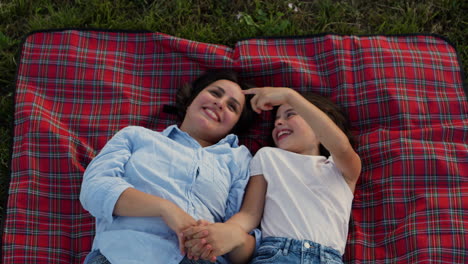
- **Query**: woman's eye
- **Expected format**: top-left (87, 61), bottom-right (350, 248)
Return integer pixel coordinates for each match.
top-left (286, 112), bottom-right (296, 118)
top-left (228, 104), bottom-right (237, 112)
top-left (209, 90), bottom-right (221, 97)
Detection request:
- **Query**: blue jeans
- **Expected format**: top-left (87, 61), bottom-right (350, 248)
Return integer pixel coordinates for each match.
top-left (86, 250), bottom-right (217, 264)
top-left (86, 250), bottom-right (111, 264)
top-left (250, 237), bottom-right (343, 264)
top-left (179, 257), bottom-right (218, 264)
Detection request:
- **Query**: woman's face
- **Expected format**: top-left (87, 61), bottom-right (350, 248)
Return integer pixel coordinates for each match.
top-left (180, 79), bottom-right (245, 146)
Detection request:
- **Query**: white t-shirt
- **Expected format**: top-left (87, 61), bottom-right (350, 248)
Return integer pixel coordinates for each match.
top-left (250, 147), bottom-right (354, 255)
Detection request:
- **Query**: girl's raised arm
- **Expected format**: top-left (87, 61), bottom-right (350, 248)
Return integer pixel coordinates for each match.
top-left (244, 87), bottom-right (361, 191)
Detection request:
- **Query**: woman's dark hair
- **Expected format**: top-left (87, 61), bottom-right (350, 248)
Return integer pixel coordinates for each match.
top-left (273, 92), bottom-right (356, 157)
top-left (175, 69), bottom-right (255, 135)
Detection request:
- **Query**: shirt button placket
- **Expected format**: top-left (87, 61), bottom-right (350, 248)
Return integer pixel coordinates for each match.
top-left (187, 149), bottom-right (200, 216)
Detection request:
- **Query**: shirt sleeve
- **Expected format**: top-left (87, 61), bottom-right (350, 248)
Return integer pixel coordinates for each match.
top-left (223, 145), bottom-right (251, 221)
top-left (223, 146), bottom-right (262, 254)
top-left (249, 228), bottom-right (262, 255)
top-left (79, 126), bottom-right (137, 224)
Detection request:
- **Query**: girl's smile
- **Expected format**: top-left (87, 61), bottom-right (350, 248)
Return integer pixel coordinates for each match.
top-left (275, 129), bottom-right (293, 142)
top-left (273, 104), bottom-right (320, 156)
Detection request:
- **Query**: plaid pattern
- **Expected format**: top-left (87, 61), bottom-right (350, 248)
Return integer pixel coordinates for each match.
top-left (2, 30), bottom-right (467, 263)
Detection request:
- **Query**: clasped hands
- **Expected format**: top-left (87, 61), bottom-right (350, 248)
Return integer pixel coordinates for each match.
top-left (180, 220), bottom-right (243, 263)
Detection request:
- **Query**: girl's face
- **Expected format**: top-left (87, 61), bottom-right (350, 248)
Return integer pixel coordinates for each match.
top-left (272, 104), bottom-right (320, 155)
top-left (181, 79), bottom-right (245, 147)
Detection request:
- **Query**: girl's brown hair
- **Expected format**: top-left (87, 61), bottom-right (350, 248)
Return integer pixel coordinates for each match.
top-left (305, 92), bottom-right (355, 156)
top-left (273, 92), bottom-right (355, 157)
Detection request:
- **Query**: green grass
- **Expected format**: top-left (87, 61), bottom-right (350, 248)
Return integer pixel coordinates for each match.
top-left (0, 0), bottom-right (467, 223)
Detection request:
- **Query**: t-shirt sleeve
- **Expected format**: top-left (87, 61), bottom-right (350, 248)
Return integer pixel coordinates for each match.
top-left (249, 148), bottom-right (265, 176)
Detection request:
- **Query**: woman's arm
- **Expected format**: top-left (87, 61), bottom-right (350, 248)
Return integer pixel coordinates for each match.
top-left (114, 187), bottom-right (196, 226)
top-left (115, 188), bottom-right (197, 253)
top-left (80, 127), bottom-right (136, 222)
top-left (80, 127), bottom-right (196, 253)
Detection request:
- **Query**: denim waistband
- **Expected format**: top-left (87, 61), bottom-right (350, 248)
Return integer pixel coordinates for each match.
top-left (261, 236), bottom-right (342, 260)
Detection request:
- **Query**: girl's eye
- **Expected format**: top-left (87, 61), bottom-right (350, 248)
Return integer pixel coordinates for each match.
top-left (286, 112), bottom-right (296, 118)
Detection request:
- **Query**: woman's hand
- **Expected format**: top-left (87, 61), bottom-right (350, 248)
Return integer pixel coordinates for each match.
top-left (243, 87), bottom-right (297, 114)
top-left (183, 222), bottom-right (246, 262)
top-left (182, 220), bottom-right (216, 262)
top-left (112, 188), bottom-right (199, 255)
top-left (160, 202), bottom-right (198, 255)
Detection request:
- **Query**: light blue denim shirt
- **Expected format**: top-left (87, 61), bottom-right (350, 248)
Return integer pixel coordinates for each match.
top-left (80, 125), bottom-right (259, 264)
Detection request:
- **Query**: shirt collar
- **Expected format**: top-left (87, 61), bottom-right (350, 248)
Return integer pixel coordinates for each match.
top-left (161, 125), bottom-right (239, 148)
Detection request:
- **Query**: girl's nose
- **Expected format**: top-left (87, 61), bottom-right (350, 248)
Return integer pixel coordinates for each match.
top-left (275, 118), bottom-right (283, 127)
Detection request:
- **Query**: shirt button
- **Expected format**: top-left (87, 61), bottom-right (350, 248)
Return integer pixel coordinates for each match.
top-left (304, 242), bottom-right (310, 248)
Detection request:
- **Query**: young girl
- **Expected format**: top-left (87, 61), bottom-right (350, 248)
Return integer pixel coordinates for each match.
top-left (79, 70), bottom-right (260, 264)
top-left (183, 87), bottom-right (361, 264)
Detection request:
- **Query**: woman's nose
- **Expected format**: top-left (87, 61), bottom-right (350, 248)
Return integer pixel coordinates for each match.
top-left (213, 101), bottom-right (223, 110)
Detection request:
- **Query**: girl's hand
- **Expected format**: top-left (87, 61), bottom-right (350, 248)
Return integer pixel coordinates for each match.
top-left (182, 220), bottom-right (216, 262)
top-left (161, 202), bottom-right (197, 255)
top-left (184, 222), bottom-right (246, 261)
top-left (243, 87), bottom-right (296, 114)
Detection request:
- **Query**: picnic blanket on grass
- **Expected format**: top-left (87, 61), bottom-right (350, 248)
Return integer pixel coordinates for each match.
top-left (2, 29), bottom-right (468, 264)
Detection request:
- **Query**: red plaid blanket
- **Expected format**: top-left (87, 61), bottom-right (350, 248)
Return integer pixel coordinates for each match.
top-left (2, 30), bottom-right (467, 263)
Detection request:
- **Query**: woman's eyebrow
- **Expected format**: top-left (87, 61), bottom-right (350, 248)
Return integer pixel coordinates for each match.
top-left (214, 86), bottom-right (241, 108)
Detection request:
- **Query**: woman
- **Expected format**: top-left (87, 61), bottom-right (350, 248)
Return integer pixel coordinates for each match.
top-left (80, 70), bottom-right (259, 264)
